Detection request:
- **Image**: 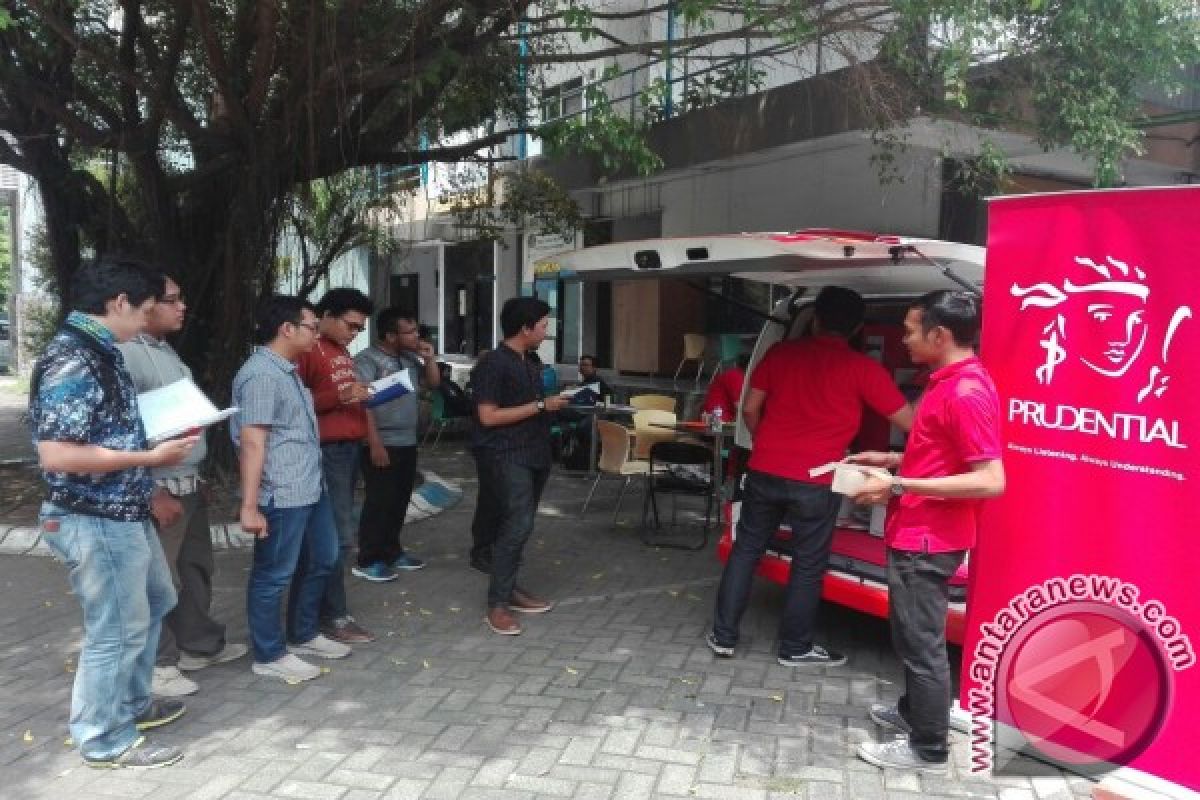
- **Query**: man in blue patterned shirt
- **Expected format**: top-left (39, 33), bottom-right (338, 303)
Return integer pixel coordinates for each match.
top-left (30, 259), bottom-right (199, 769)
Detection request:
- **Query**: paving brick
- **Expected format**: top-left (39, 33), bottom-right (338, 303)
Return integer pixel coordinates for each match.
top-left (0, 446), bottom-right (1107, 800)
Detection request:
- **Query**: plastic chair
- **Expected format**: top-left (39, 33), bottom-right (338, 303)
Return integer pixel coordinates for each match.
top-left (581, 420), bottom-right (651, 525)
top-left (715, 333), bottom-right (744, 370)
top-left (632, 409), bottom-right (677, 459)
top-left (421, 391), bottom-right (452, 449)
top-left (640, 440), bottom-right (715, 551)
top-left (628, 394), bottom-right (676, 413)
top-left (674, 333), bottom-right (708, 382)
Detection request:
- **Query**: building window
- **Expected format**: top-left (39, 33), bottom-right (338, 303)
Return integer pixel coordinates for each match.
top-left (540, 78), bottom-right (585, 123)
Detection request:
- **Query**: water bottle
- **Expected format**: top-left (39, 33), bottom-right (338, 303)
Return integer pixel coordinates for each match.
top-left (710, 405), bottom-right (723, 433)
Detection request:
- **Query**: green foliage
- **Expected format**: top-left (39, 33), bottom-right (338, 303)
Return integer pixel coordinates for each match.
top-left (0, 205), bottom-right (10, 305)
top-left (883, 0), bottom-right (1200, 185)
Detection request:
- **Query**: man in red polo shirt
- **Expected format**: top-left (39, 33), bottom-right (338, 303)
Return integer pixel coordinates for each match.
top-left (850, 290), bottom-right (1005, 774)
top-left (707, 287), bottom-right (914, 667)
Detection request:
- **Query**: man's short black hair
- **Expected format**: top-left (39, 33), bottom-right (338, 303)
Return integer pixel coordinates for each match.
top-left (579, 354), bottom-right (595, 365)
top-left (316, 287), bottom-right (374, 318)
top-left (813, 286), bottom-right (866, 337)
top-left (500, 296), bottom-right (551, 338)
top-left (376, 307), bottom-right (416, 339)
top-left (911, 290), bottom-right (982, 347)
top-left (69, 257), bottom-right (165, 314)
top-left (254, 294), bottom-right (316, 344)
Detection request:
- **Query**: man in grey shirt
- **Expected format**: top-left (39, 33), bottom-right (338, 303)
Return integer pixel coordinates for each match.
top-left (351, 308), bottom-right (441, 582)
top-left (231, 295), bottom-right (354, 683)
top-left (117, 270), bottom-right (246, 697)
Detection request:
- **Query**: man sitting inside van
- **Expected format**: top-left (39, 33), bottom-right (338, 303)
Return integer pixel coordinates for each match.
top-left (706, 286), bottom-right (914, 668)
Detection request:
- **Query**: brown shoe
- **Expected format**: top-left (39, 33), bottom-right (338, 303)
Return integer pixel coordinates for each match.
top-left (321, 616), bottom-right (376, 644)
top-left (485, 606), bottom-right (522, 635)
top-left (510, 587), bottom-right (554, 614)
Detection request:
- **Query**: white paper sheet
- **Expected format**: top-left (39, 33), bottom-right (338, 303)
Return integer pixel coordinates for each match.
top-left (136, 378), bottom-right (237, 443)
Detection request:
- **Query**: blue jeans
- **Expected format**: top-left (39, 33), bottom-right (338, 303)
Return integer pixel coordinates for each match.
top-left (319, 441), bottom-right (359, 622)
top-left (712, 470), bottom-right (840, 657)
top-left (248, 492), bottom-right (340, 663)
top-left (473, 455), bottom-right (550, 608)
top-left (39, 503), bottom-right (177, 761)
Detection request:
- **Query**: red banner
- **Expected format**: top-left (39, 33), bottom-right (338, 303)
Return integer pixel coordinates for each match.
top-left (965, 187), bottom-right (1200, 788)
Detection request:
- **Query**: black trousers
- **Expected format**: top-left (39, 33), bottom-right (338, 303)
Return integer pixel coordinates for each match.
top-left (887, 547), bottom-right (967, 763)
top-left (356, 445), bottom-right (419, 567)
top-left (471, 452), bottom-right (549, 607)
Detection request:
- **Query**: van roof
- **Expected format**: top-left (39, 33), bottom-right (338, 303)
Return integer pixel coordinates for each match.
top-left (536, 228), bottom-right (985, 296)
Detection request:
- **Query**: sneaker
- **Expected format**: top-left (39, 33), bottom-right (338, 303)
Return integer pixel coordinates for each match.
top-left (177, 642), bottom-right (249, 672)
top-left (704, 631), bottom-right (734, 658)
top-left (321, 615), bottom-right (376, 644)
top-left (390, 553), bottom-right (426, 571)
top-left (485, 606), bottom-right (522, 635)
top-left (151, 666), bottom-right (199, 697)
top-left (869, 703), bottom-right (913, 735)
top-left (134, 698), bottom-right (186, 731)
top-left (289, 633), bottom-right (352, 660)
top-left (84, 736), bottom-right (183, 770)
top-left (351, 562), bottom-right (399, 583)
top-left (777, 644), bottom-right (847, 668)
top-left (510, 586), bottom-right (554, 614)
top-left (856, 739), bottom-right (947, 773)
top-left (252, 653), bottom-right (322, 683)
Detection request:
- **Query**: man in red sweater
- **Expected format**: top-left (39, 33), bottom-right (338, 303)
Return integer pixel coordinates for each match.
top-left (296, 288), bottom-right (375, 644)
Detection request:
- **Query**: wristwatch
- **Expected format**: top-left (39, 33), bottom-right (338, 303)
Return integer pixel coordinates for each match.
top-left (890, 478), bottom-right (906, 497)
top-left (536, 399), bottom-right (546, 412)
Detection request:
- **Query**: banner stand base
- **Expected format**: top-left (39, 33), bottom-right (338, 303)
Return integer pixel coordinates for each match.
top-left (950, 703), bottom-right (1199, 799)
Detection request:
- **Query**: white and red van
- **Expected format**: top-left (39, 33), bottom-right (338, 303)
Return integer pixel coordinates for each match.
top-left (539, 229), bottom-right (986, 644)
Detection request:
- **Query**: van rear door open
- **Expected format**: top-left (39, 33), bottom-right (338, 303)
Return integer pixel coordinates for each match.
top-left (543, 229), bottom-right (987, 644)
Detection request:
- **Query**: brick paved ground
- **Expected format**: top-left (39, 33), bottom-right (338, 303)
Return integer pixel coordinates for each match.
top-left (0, 431), bottom-right (1095, 799)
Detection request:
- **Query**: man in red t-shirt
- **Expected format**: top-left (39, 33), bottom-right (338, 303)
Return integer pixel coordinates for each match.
top-left (295, 288), bottom-right (376, 646)
top-left (850, 290), bottom-right (1004, 774)
top-left (707, 287), bottom-right (913, 668)
top-left (701, 353), bottom-right (749, 418)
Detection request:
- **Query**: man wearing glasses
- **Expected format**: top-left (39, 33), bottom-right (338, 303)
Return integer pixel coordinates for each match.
top-left (351, 308), bottom-right (441, 581)
top-left (233, 295), bottom-right (348, 682)
top-left (118, 271), bottom-right (247, 698)
top-left (295, 288), bottom-right (377, 645)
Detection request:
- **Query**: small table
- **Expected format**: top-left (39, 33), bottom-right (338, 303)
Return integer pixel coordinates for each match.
top-left (650, 421), bottom-right (735, 499)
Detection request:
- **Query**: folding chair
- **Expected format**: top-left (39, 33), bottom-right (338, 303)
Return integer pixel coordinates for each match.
top-left (640, 440), bottom-right (715, 551)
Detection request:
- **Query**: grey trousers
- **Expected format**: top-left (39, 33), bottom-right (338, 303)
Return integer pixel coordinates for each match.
top-left (154, 492), bottom-right (227, 666)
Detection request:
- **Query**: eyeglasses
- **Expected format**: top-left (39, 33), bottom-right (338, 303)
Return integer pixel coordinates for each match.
top-left (294, 321), bottom-right (319, 333)
top-left (395, 328), bottom-right (419, 336)
top-left (340, 317), bottom-right (366, 333)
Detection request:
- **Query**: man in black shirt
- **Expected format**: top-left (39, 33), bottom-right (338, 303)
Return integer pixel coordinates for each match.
top-left (469, 297), bottom-right (569, 635)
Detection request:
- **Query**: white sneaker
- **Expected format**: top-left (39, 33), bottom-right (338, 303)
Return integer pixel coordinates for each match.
top-left (178, 642), bottom-right (249, 672)
top-left (151, 666), bottom-right (199, 697)
top-left (251, 653), bottom-right (321, 683)
top-left (288, 634), bottom-right (351, 660)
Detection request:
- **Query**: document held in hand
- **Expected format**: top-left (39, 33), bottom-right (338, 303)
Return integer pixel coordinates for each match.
top-left (136, 378), bottom-right (237, 444)
top-left (367, 369), bottom-right (415, 408)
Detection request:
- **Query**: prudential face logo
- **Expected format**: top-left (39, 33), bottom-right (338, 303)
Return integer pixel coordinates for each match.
top-left (1010, 255), bottom-right (1192, 403)
top-left (1006, 256), bottom-right (1194, 453)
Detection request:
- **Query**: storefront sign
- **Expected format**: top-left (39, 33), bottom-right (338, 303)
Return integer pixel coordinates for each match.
top-left (965, 187), bottom-right (1199, 790)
